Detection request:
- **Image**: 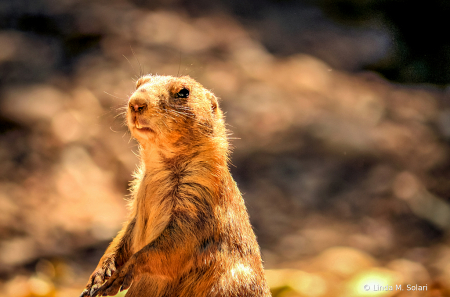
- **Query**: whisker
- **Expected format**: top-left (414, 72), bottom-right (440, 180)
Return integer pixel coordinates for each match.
top-left (105, 91), bottom-right (127, 101)
top-left (166, 109), bottom-right (208, 126)
top-left (116, 106), bottom-right (128, 111)
top-left (123, 54), bottom-right (139, 80)
top-left (114, 111), bottom-right (127, 119)
top-left (177, 51), bottom-right (182, 77)
top-left (130, 46), bottom-right (144, 78)
top-left (161, 114), bottom-right (171, 131)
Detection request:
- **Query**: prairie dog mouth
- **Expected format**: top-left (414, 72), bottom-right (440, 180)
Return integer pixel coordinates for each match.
top-left (134, 120), bottom-right (154, 133)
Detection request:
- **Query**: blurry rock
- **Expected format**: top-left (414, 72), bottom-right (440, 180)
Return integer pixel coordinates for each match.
top-left (393, 172), bottom-right (419, 201)
top-left (394, 172), bottom-right (450, 230)
top-left (344, 268), bottom-right (402, 297)
top-left (288, 271), bottom-right (327, 297)
top-left (265, 269), bottom-right (292, 290)
top-left (0, 237), bottom-right (36, 267)
top-left (3, 275), bottom-right (29, 297)
top-left (387, 90), bottom-right (437, 122)
top-left (0, 31), bottom-right (60, 83)
top-left (230, 37), bottom-right (274, 78)
top-left (134, 11), bottom-right (183, 46)
top-left (364, 165), bottom-right (396, 195)
top-left (437, 109), bottom-right (450, 139)
top-left (1, 85), bottom-right (68, 124)
top-left (203, 65), bottom-right (240, 95)
top-left (255, 4), bottom-right (393, 71)
top-left (53, 145), bottom-right (126, 236)
top-left (2, 274), bottom-right (56, 297)
top-left (386, 259), bottom-right (430, 286)
top-left (29, 276), bottom-right (55, 297)
top-left (0, 190), bottom-right (19, 231)
top-left (272, 54), bottom-right (332, 94)
top-left (266, 269), bottom-right (328, 297)
top-left (430, 245), bottom-right (450, 290)
top-left (300, 227), bottom-right (348, 255)
top-left (228, 82), bottom-right (293, 146)
top-left (314, 247), bottom-right (377, 278)
top-left (176, 21), bottom-right (214, 54)
top-left (363, 218), bottom-right (394, 252)
top-left (71, 87), bottom-right (104, 118)
top-left (276, 233), bottom-right (309, 260)
top-left (36, 259), bottom-right (56, 279)
top-left (0, 33), bottom-right (17, 62)
top-left (51, 110), bottom-right (82, 143)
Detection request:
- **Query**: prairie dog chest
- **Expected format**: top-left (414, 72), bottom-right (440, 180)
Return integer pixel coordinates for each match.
top-left (132, 166), bottom-right (174, 253)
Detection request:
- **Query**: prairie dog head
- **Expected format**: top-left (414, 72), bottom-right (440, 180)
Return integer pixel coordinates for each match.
top-left (127, 75), bottom-right (225, 149)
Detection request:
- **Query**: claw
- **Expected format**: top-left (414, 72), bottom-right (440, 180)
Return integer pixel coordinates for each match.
top-left (94, 273), bottom-right (103, 283)
top-left (80, 289), bottom-right (89, 297)
top-left (103, 277), bottom-right (122, 297)
top-left (90, 288), bottom-right (100, 297)
top-left (90, 284), bottom-right (100, 297)
top-left (105, 268), bottom-right (112, 277)
top-left (105, 286), bottom-right (118, 296)
top-left (121, 274), bottom-right (133, 291)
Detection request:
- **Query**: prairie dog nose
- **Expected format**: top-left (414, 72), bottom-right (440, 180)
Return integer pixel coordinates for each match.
top-left (129, 97), bottom-right (148, 113)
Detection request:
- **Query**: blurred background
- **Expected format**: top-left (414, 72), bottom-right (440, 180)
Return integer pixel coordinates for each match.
top-left (1, 0), bottom-right (450, 296)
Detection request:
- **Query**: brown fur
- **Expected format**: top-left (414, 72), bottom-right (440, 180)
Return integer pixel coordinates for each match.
top-left (80, 75), bottom-right (271, 297)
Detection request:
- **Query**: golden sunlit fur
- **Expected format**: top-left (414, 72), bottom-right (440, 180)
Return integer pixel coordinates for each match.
top-left (80, 75), bottom-right (271, 297)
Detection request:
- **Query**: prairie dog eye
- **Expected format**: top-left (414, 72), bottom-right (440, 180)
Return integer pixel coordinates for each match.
top-left (176, 88), bottom-right (189, 98)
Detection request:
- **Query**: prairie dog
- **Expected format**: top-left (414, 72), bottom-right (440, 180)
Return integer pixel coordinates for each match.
top-left (80, 75), bottom-right (271, 297)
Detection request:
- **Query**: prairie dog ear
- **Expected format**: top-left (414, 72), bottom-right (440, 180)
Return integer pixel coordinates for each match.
top-left (205, 91), bottom-right (218, 113)
top-left (136, 76), bottom-right (151, 89)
